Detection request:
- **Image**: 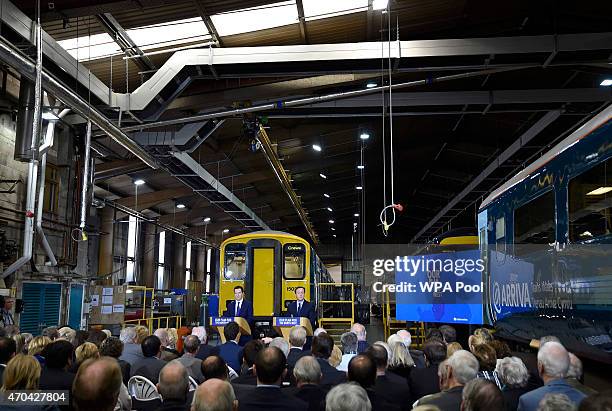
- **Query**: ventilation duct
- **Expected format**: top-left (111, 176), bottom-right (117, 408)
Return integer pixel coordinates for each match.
top-left (14, 79), bottom-right (38, 161)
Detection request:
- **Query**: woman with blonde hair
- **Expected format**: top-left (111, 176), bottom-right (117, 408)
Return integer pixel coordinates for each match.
top-left (447, 342), bottom-right (463, 358)
top-left (388, 341), bottom-right (415, 379)
top-left (12, 334), bottom-right (26, 355)
top-left (1, 354), bottom-right (41, 391)
top-left (134, 325), bottom-right (149, 344)
top-left (329, 344), bottom-right (343, 368)
top-left (75, 342), bottom-right (100, 365)
top-left (28, 336), bottom-right (51, 356)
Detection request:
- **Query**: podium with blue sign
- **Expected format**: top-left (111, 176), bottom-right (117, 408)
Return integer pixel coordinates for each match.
top-left (273, 317), bottom-right (313, 340)
top-left (211, 316), bottom-right (251, 343)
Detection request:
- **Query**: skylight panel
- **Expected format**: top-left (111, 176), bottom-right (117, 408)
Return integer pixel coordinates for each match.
top-left (126, 17), bottom-right (210, 51)
top-left (58, 32), bottom-right (121, 61)
top-left (211, 1), bottom-right (298, 37)
top-left (302, 0), bottom-right (368, 21)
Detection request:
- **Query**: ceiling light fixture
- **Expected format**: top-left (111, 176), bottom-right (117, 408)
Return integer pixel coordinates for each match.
top-left (312, 144), bottom-right (322, 152)
top-left (323, 193), bottom-right (330, 198)
top-left (360, 132), bottom-right (370, 140)
top-left (587, 186), bottom-right (612, 196)
top-left (357, 165), bottom-right (365, 170)
top-left (600, 79), bottom-right (612, 86)
top-left (176, 203), bottom-right (186, 209)
top-left (366, 81), bottom-right (377, 88)
top-left (203, 217), bottom-right (211, 223)
top-left (331, 227), bottom-right (336, 231)
top-left (327, 207), bottom-right (333, 212)
top-left (329, 219), bottom-right (335, 224)
top-left (133, 179), bottom-right (145, 186)
top-left (222, 228), bottom-right (230, 234)
top-left (356, 185), bottom-right (363, 190)
top-left (333, 234), bottom-right (337, 238)
top-left (354, 213), bottom-right (360, 217)
top-left (372, 0), bottom-right (389, 10)
top-left (319, 173), bottom-right (327, 179)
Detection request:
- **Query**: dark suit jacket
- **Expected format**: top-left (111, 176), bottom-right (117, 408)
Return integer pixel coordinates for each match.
top-left (287, 348), bottom-right (310, 368)
top-left (316, 358), bottom-right (346, 389)
top-left (503, 386), bottom-right (530, 411)
top-left (366, 388), bottom-right (401, 411)
top-left (131, 356), bottom-right (166, 384)
top-left (286, 300), bottom-right (317, 327)
top-left (217, 341), bottom-right (243, 373)
top-left (39, 367), bottom-right (75, 391)
top-left (417, 385), bottom-right (464, 411)
top-left (154, 399), bottom-right (190, 411)
top-left (408, 364), bottom-right (441, 400)
top-left (195, 343), bottom-right (218, 360)
top-left (233, 369), bottom-right (257, 385)
top-left (118, 359), bottom-right (131, 386)
top-left (224, 299), bottom-right (254, 323)
top-left (357, 340), bottom-right (369, 354)
top-left (0, 364), bottom-right (5, 385)
top-left (293, 384), bottom-right (326, 411)
top-left (375, 373), bottom-right (412, 411)
top-left (239, 386), bottom-right (308, 411)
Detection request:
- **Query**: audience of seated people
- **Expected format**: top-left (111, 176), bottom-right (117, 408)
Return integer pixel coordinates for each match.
top-left (1, 322), bottom-right (609, 411)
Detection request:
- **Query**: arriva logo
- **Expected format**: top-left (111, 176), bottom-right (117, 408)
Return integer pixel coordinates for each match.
top-left (493, 281), bottom-right (532, 314)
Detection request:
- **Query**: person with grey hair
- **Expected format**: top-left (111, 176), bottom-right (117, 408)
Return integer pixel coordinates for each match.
top-left (325, 382), bottom-right (372, 411)
top-left (337, 332), bottom-right (358, 372)
top-left (518, 342), bottom-right (586, 411)
top-left (313, 327), bottom-right (327, 337)
top-left (287, 326), bottom-right (309, 368)
top-left (178, 334), bottom-right (205, 383)
top-left (461, 378), bottom-right (504, 411)
top-left (415, 350), bottom-right (479, 410)
top-left (496, 356), bottom-right (530, 411)
top-left (269, 337), bottom-right (290, 358)
top-left (565, 353), bottom-right (597, 397)
top-left (156, 360), bottom-right (190, 409)
top-left (192, 378), bottom-right (238, 411)
top-left (293, 356), bottom-right (325, 411)
top-left (193, 326), bottom-right (216, 361)
top-left (42, 326), bottom-right (59, 340)
top-left (439, 325), bottom-right (457, 344)
top-left (118, 327), bottom-right (143, 366)
top-left (537, 393), bottom-right (576, 411)
top-left (155, 328), bottom-right (179, 361)
top-left (351, 323), bottom-right (368, 353)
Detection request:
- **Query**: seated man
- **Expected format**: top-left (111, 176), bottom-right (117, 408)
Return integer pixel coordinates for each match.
top-left (130, 335), bottom-right (166, 384)
top-left (156, 361), bottom-right (190, 410)
top-left (202, 355), bottom-right (230, 381)
top-left (348, 354), bottom-right (399, 411)
top-left (461, 378), bottom-right (504, 411)
top-left (177, 335), bottom-right (205, 383)
top-left (192, 378), bottom-right (238, 411)
top-left (518, 342), bottom-right (586, 411)
top-left (286, 287), bottom-right (317, 327)
top-left (366, 344), bottom-right (411, 411)
top-left (233, 340), bottom-right (264, 385)
top-left (39, 340), bottom-right (76, 392)
top-left (292, 356), bottom-right (326, 411)
top-left (72, 357), bottom-right (122, 411)
top-left (287, 326), bottom-right (310, 368)
top-left (311, 333), bottom-right (346, 389)
top-left (239, 347), bottom-right (308, 411)
top-left (351, 323), bottom-right (368, 353)
top-left (217, 322), bottom-right (243, 373)
top-left (0, 337), bottom-right (17, 383)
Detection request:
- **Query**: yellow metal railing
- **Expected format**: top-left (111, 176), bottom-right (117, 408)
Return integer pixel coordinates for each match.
top-left (123, 316), bottom-right (183, 334)
top-left (383, 288), bottom-right (425, 348)
top-left (317, 283), bottom-right (355, 343)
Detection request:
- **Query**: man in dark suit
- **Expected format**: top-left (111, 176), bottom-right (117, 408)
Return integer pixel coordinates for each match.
top-left (408, 340), bottom-right (447, 399)
top-left (130, 335), bottom-right (166, 384)
top-left (155, 361), bottom-right (191, 411)
top-left (286, 287), bottom-right (317, 328)
top-left (216, 321), bottom-right (243, 373)
top-left (415, 350), bottom-right (479, 411)
top-left (366, 344), bottom-right (412, 411)
top-left (239, 346), bottom-right (308, 411)
top-left (192, 326), bottom-right (217, 361)
top-left (233, 339), bottom-right (264, 385)
top-left (224, 286), bottom-right (254, 324)
top-left (311, 333), bottom-right (346, 389)
top-left (291, 356), bottom-right (326, 411)
top-left (39, 340), bottom-right (76, 392)
top-left (348, 354), bottom-right (400, 411)
top-left (287, 326), bottom-right (310, 368)
top-left (0, 337), bottom-right (16, 384)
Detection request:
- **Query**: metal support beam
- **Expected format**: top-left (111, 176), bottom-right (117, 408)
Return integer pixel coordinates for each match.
top-left (256, 127), bottom-right (318, 244)
top-left (296, 0), bottom-right (308, 44)
top-left (411, 110), bottom-right (563, 241)
top-left (95, 13), bottom-right (156, 72)
top-left (171, 151), bottom-right (270, 231)
top-left (193, 0), bottom-right (223, 47)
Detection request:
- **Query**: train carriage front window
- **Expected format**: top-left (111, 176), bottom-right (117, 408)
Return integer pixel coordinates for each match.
top-left (569, 158), bottom-right (612, 241)
top-left (514, 190), bottom-right (556, 248)
top-left (284, 243), bottom-right (306, 279)
top-left (224, 243), bottom-right (246, 280)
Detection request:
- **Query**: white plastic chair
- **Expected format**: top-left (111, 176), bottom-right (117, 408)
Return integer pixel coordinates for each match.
top-left (188, 376), bottom-right (198, 392)
top-left (128, 375), bottom-right (160, 400)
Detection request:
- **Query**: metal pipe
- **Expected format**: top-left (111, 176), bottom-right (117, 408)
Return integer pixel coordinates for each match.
top-left (79, 120), bottom-right (92, 232)
top-left (0, 37), bottom-right (158, 169)
top-left (3, 2), bottom-right (43, 278)
top-left (123, 65), bottom-right (532, 132)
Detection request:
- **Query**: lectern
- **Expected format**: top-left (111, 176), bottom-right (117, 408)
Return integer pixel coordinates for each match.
top-left (211, 316), bottom-right (251, 343)
top-left (273, 317), bottom-right (313, 340)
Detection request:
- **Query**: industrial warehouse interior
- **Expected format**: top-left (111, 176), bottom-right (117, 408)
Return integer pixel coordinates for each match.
top-left (0, 0), bottom-right (611, 410)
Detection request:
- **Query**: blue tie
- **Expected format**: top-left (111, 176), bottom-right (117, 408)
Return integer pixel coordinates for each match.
top-left (298, 302), bottom-right (302, 315)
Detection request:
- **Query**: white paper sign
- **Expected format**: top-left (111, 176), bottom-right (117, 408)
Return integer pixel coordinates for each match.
top-left (103, 288), bottom-right (114, 296)
top-left (102, 296), bottom-right (113, 305)
top-left (90, 295), bottom-right (99, 307)
top-left (101, 305), bottom-right (113, 314)
top-left (163, 298), bottom-right (172, 304)
top-left (113, 304), bottom-right (124, 313)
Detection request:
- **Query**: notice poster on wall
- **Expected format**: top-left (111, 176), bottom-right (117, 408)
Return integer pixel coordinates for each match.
top-left (89, 285), bottom-right (126, 324)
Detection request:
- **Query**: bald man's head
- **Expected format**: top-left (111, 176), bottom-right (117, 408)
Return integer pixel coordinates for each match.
top-left (192, 378), bottom-right (237, 411)
top-left (72, 356), bottom-right (122, 411)
top-left (158, 360), bottom-right (189, 401)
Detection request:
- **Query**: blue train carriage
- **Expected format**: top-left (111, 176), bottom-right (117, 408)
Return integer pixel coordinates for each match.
top-left (478, 104), bottom-right (612, 363)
